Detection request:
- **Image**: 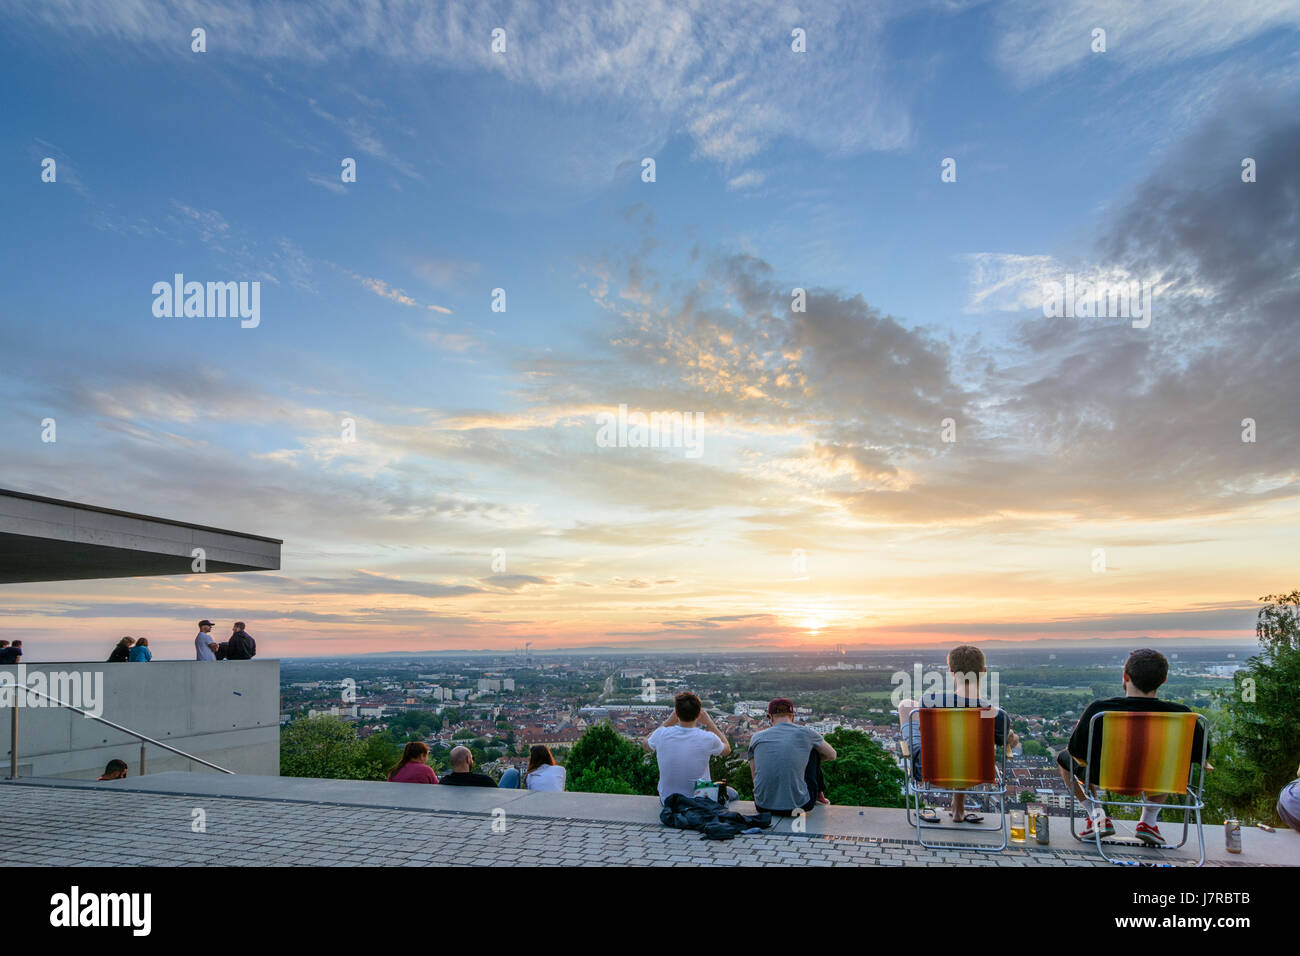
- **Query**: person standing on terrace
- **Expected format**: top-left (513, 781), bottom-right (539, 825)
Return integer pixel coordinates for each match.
top-left (195, 620), bottom-right (219, 661)
top-left (225, 622), bottom-right (256, 661)
top-left (107, 637), bottom-right (134, 663)
top-left (127, 637), bottom-right (152, 662)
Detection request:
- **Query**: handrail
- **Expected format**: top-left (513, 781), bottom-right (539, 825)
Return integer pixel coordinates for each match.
top-left (6, 682), bottom-right (235, 777)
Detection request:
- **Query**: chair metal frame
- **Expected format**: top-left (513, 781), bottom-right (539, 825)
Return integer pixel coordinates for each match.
top-left (1065, 710), bottom-right (1208, 867)
top-left (903, 706), bottom-right (1009, 852)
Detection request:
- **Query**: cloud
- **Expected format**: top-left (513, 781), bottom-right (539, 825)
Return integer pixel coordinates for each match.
top-left (13, 0), bottom-right (923, 179)
top-left (726, 170), bottom-right (766, 191)
top-left (307, 172), bottom-right (347, 194)
top-left (336, 267), bottom-right (454, 313)
top-left (992, 0), bottom-right (1300, 88)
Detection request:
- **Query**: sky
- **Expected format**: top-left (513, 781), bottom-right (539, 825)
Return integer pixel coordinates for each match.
top-left (1, 0), bottom-right (1298, 661)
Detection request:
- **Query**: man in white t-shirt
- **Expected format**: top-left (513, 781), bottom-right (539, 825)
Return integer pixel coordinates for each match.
top-left (194, 619), bottom-right (219, 661)
top-left (644, 691), bottom-right (731, 804)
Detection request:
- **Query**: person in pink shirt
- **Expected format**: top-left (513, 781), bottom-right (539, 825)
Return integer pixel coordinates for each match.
top-left (387, 742), bottom-right (439, 784)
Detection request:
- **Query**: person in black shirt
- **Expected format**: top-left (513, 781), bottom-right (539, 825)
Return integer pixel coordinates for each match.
top-left (1057, 647), bottom-right (1209, 846)
top-left (225, 622), bottom-right (257, 661)
top-left (0, 640), bottom-right (21, 664)
top-left (438, 746), bottom-right (497, 787)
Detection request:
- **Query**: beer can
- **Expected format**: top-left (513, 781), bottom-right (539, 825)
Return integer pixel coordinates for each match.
top-left (1035, 811), bottom-right (1050, 844)
top-left (1224, 819), bottom-right (1242, 853)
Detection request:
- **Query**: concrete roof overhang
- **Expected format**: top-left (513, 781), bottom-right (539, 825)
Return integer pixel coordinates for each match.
top-left (0, 489), bottom-right (281, 584)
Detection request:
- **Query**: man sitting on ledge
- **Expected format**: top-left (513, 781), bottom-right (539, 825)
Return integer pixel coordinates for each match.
top-left (746, 698), bottom-right (836, 816)
top-left (439, 745), bottom-right (499, 787)
top-left (645, 691), bottom-right (733, 804)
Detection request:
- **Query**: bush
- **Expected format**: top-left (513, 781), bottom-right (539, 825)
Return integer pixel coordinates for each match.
top-left (565, 722), bottom-right (657, 796)
top-left (281, 716), bottom-right (386, 780)
top-left (822, 728), bottom-right (907, 808)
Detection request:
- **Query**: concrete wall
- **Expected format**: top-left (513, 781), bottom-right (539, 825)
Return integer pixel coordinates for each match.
top-left (0, 660), bottom-right (279, 779)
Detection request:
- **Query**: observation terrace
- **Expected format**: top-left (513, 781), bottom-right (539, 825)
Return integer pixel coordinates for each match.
top-left (1, 772), bottom-right (1293, 867)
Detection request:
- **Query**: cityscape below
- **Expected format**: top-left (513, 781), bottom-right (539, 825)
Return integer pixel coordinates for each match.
top-left (280, 643), bottom-right (1252, 813)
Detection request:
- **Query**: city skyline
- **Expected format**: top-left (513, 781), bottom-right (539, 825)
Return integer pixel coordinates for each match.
top-left (2, 2), bottom-right (1298, 660)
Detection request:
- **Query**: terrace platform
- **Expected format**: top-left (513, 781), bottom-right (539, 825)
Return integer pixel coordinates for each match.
top-left (2, 773), bottom-right (1293, 867)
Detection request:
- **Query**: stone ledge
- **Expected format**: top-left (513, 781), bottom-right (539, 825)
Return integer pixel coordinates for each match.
top-left (2, 772), bottom-right (1293, 866)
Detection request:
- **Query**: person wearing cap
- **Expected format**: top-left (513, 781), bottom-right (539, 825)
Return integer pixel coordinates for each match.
top-left (195, 620), bottom-right (219, 661)
top-left (746, 698), bottom-right (836, 816)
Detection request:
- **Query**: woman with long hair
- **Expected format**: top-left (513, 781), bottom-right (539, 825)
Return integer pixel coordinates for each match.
top-left (107, 636), bottom-right (135, 663)
top-left (127, 637), bottom-right (152, 662)
top-left (387, 741), bottom-right (438, 784)
top-left (524, 744), bottom-right (566, 791)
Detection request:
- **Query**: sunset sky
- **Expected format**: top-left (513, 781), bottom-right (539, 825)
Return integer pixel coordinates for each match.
top-left (2, 1), bottom-right (1298, 661)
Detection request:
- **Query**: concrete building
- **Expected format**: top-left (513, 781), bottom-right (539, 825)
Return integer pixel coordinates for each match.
top-left (0, 488), bottom-right (282, 779)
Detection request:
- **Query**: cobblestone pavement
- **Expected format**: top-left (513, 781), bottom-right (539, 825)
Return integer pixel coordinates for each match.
top-left (0, 786), bottom-right (1243, 867)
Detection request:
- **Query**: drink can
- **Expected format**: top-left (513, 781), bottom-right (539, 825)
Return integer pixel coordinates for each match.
top-left (1224, 820), bottom-right (1242, 853)
top-left (1035, 811), bottom-right (1050, 844)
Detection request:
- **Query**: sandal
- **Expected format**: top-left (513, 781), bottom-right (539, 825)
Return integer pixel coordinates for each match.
top-left (955, 812), bottom-right (985, 823)
top-left (918, 808), bottom-right (940, 823)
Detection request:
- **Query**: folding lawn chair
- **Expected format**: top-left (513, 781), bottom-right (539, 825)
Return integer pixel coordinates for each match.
top-left (904, 706), bottom-right (1008, 851)
top-left (1066, 710), bottom-right (1208, 867)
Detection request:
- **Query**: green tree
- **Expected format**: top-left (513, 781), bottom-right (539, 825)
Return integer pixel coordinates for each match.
top-left (821, 728), bottom-right (907, 808)
top-left (1021, 739), bottom-right (1048, 757)
top-left (280, 716), bottom-right (376, 780)
top-left (565, 722), bottom-right (656, 796)
top-left (356, 729), bottom-right (402, 780)
top-left (1206, 591), bottom-right (1300, 825)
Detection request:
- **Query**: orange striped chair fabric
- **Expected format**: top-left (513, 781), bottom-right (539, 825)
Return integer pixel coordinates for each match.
top-left (1095, 711), bottom-right (1198, 796)
top-left (918, 707), bottom-right (997, 787)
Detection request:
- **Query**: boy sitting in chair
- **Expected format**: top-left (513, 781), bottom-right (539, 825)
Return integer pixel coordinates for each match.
top-left (898, 644), bottom-right (1017, 824)
top-left (1057, 647), bottom-right (1210, 845)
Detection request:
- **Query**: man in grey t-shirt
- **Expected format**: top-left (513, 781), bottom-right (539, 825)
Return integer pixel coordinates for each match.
top-left (746, 698), bottom-right (837, 814)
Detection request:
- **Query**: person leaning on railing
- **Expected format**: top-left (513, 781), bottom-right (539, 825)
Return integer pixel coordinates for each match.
top-left (107, 637), bottom-right (134, 662)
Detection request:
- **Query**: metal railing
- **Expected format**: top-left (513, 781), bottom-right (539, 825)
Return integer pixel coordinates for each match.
top-left (6, 682), bottom-right (235, 778)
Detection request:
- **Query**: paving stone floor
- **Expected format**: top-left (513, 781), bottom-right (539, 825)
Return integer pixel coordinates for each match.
top-left (0, 785), bottom-right (1248, 867)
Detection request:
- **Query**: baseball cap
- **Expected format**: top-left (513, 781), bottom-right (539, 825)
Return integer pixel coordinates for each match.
top-left (767, 698), bottom-right (795, 716)
top-left (198, 620), bottom-right (215, 627)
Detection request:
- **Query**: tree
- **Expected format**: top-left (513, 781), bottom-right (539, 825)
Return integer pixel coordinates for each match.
top-left (280, 716), bottom-right (381, 780)
top-left (1206, 591), bottom-right (1300, 825)
top-left (821, 728), bottom-right (907, 808)
top-left (1021, 739), bottom-right (1048, 757)
top-left (565, 722), bottom-right (657, 796)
